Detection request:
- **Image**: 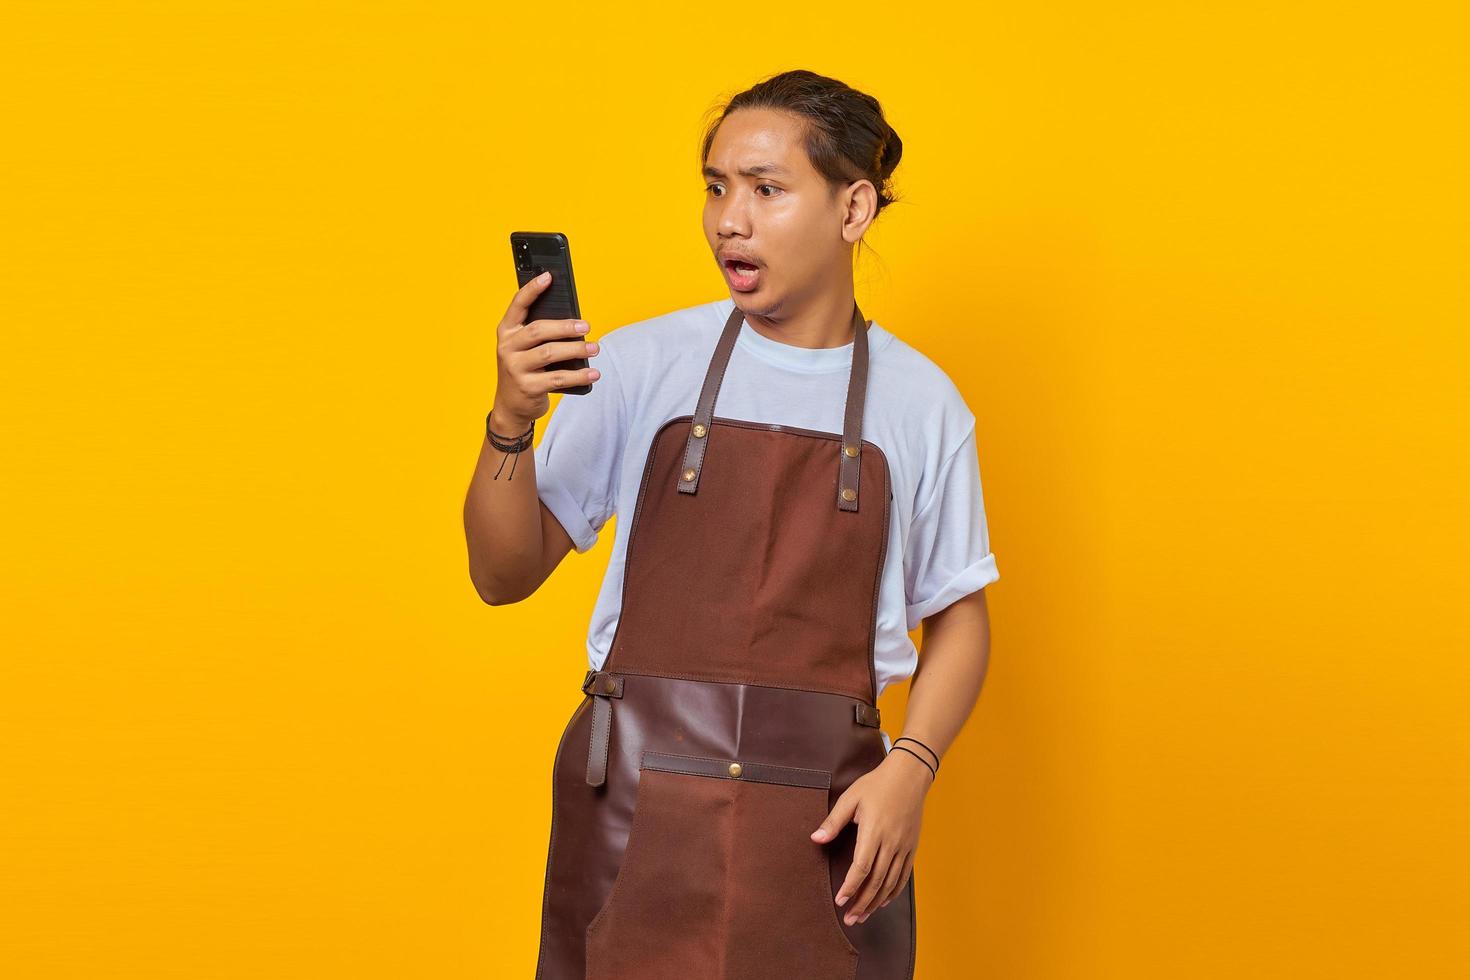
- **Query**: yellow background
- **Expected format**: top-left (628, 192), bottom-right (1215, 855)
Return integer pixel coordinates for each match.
top-left (3, 2), bottom-right (1466, 977)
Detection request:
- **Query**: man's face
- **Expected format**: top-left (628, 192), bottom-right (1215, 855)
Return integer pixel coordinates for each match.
top-left (702, 108), bottom-right (846, 318)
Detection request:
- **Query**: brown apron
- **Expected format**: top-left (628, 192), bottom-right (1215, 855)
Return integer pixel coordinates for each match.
top-left (534, 301), bottom-right (915, 979)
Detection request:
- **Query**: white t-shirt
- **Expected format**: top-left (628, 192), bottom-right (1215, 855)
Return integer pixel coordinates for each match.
top-left (534, 297), bottom-right (999, 746)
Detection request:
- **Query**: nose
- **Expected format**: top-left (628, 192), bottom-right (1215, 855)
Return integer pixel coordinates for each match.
top-left (712, 187), bottom-right (752, 238)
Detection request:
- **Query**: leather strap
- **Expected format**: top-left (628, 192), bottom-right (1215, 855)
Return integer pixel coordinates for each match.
top-left (677, 302), bottom-right (872, 512)
top-left (581, 670), bottom-right (624, 787)
top-left (835, 303), bottom-right (870, 513)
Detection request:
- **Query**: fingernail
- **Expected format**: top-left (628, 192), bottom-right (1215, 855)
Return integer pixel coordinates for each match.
top-left (539, 271), bottom-right (550, 282)
top-left (589, 369), bottom-right (601, 379)
top-left (811, 829), bottom-right (826, 840)
top-left (586, 342), bottom-right (599, 353)
top-left (577, 321), bottom-right (589, 332)
top-left (836, 894), bottom-right (848, 907)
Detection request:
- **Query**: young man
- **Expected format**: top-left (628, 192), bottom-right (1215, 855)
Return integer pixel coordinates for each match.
top-left (465, 70), bottom-right (997, 979)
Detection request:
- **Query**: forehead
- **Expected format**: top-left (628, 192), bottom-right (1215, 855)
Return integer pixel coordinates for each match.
top-left (704, 108), bottom-right (814, 178)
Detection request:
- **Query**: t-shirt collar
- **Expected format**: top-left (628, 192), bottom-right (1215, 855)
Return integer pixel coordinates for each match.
top-left (719, 299), bottom-right (891, 374)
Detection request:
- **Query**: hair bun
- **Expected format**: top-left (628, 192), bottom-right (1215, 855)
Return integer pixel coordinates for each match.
top-left (879, 125), bottom-right (902, 174)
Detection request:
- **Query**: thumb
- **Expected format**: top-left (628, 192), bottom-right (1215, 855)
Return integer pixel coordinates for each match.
top-left (811, 788), bottom-right (857, 842)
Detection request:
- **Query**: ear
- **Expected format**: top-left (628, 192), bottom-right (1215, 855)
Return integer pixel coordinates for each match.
top-left (840, 178), bottom-right (878, 245)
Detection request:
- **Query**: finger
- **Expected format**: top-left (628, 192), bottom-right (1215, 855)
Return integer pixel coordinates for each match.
top-left (857, 846), bottom-right (901, 921)
top-left (524, 365), bottom-right (600, 396)
top-left (835, 820), bottom-right (877, 909)
top-left (512, 337), bottom-right (599, 374)
top-left (812, 788), bottom-right (857, 843)
top-left (506, 316), bottom-right (589, 355)
top-left (501, 270), bottom-right (553, 329)
top-left (869, 847), bottom-right (909, 917)
top-left (881, 851), bottom-right (915, 908)
top-left (845, 838), bottom-right (892, 923)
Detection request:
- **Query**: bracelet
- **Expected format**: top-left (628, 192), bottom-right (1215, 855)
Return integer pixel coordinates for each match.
top-left (893, 736), bottom-right (940, 773)
top-left (486, 409), bottom-right (535, 481)
top-left (889, 744), bottom-right (937, 781)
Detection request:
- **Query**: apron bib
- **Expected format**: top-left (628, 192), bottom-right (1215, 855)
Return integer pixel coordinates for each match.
top-left (534, 302), bottom-right (915, 979)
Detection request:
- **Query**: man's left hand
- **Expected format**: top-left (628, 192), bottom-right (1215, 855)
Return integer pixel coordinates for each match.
top-left (810, 747), bottom-right (934, 925)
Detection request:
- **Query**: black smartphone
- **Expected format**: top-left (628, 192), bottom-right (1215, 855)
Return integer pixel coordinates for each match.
top-left (510, 230), bottom-right (591, 395)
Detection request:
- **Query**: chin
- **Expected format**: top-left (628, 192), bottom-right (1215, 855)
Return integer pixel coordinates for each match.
top-left (732, 292), bottom-right (782, 320)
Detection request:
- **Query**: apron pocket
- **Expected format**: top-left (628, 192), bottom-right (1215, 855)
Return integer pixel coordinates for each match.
top-left (586, 749), bottom-right (859, 980)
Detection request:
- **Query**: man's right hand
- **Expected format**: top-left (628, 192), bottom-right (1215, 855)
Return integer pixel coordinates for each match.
top-left (491, 270), bottom-right (602, 432)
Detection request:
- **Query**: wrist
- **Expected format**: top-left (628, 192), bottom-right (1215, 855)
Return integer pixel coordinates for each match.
top-left (886, 744), bottom-right (937, 788)
top-left (488, 406), bottom-right (536, 435)
top-left (892, 734), bottom-right (941, 770)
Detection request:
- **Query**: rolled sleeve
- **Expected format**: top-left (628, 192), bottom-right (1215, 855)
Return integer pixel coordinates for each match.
top-left (904, 551), bottom-right (999, 630)
top-left (535, 464), bottom-right (600, 554)
top-left (530, 335), bottom-right (628, 555)
top-left (903, 422), bottom-right (1000, 630)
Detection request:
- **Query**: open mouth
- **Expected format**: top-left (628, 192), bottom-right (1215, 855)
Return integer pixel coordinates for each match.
top-left (723, 259), bottom-right (761, 291)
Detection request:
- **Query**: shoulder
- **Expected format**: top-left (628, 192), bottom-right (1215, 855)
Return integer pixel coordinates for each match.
top-left (868, 322), bottom-right (976, 455)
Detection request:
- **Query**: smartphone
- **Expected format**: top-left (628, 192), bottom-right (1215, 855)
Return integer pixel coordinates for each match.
top-left (510, 230), bottom-right (591, 395)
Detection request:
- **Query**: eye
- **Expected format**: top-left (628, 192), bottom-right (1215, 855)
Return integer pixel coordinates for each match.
top-left (704, 183), bottom-right (782, 198)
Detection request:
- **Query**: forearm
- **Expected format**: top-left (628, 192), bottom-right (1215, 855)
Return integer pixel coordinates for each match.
top-left (893, 589), bottom-right (992, 768)
top-left (463, 411), bottom-right (544, 604)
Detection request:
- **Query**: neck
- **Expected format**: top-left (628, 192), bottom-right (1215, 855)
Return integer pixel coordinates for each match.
top-left (741, 287), bottom-right (858, 350)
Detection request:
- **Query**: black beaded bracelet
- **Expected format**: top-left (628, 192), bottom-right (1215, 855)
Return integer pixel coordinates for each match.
top-left (893, 736), bottom-right (940, 773)
top-left (890, 744), bottom-right (937, 780)
top-left (486, 410), bottom-right (534, 481)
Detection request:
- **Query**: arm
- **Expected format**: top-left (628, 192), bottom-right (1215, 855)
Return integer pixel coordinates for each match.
top-left (811, 587), bottom-right (992, 925)
top-left (463, 271), bottom-right (603, 605)
top-left (889, 586), bottom-right (992, 780)
top-left (463, 433), bottom-right (577, 605)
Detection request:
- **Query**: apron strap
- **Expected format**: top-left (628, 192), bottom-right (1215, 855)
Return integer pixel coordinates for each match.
top-left (677, 302), bottom-right (872, 512)
top-left (581, 670), bottom-right (624, 787)
top-left (836, 302), bottom-right (870, 513)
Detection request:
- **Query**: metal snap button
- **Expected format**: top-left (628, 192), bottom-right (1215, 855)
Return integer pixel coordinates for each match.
top-left (682, 468), bottom-right (696, 481)
top-left (843, 444), bottom-right (859, 457)
top-left (841, 487), bottom-right (857, 501)
top-left (728, 762), bottom-right (742, 777)
top-left (602, 678), bottom-right (615, 694)
top-left (692, 423), bottom-right (706, 437)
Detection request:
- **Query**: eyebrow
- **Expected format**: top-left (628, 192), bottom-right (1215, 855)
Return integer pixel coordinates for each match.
top-left (702, 162), bottom-right (791, 179)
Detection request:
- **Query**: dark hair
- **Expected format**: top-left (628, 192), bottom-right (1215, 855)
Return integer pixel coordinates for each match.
top-left (699, 69), bottom-right (904, 231)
